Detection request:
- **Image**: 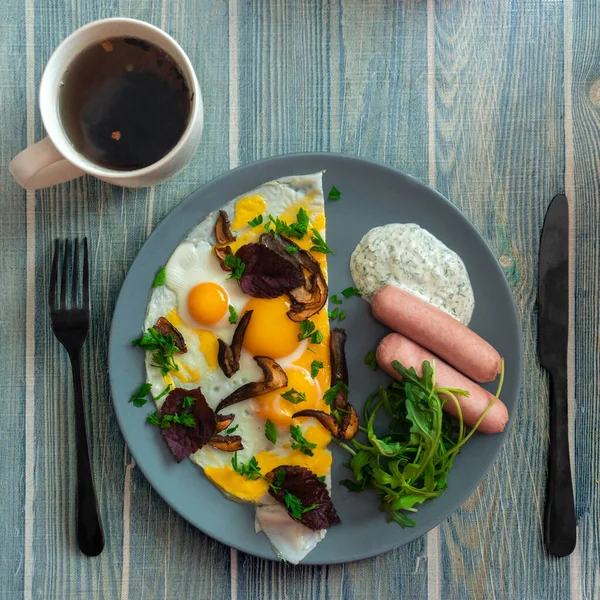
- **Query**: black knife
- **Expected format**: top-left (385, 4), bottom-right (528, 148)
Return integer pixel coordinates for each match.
top-left (538, 193), bottom-right (576, 557)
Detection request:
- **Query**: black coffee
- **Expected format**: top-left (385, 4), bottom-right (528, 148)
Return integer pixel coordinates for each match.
top-left (59, 36), bottom-right (191, 170)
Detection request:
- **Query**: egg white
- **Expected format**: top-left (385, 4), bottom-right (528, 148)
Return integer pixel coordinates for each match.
top-left (142, 173), bottom-right (330, 564)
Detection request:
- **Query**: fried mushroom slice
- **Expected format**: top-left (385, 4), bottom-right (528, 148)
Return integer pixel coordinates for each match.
top-left (292, 404), bottom-right (359, 441)
top-left (293, 327), bottom-right (358, 440)
top-left (209, 435), bottom-right (244, 452)
top-left (215, 356), bottom-right (288, 413)
top-left (215, 413), bottom-right (235, 433)
top-left (259, 232), bottom-right (328, 321)
top-left (214, 245), bottom-right (232, 271)
top-left (217, 310), bottom-right (253, 377)
top-left (215, 210), bottom-right (236, 244)
top-left (153, 316), bottom-right (187, 353)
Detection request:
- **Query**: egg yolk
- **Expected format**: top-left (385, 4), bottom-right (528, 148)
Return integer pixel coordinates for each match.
top-left (242, 296), bottom-right (300, 358)
top-left (187, 282), bottom-right (229, 326)
top-left (231, 194), bottom-right (267, 230)
top-left (254, 368), bottom-right (321, 428)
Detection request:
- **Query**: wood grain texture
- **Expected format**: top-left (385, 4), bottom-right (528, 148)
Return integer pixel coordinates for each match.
top-left (1, 0), bottom-right (599, 598)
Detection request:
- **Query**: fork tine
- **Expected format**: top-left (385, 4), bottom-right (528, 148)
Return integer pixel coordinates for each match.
top-left (83, 237), bottom-right (90, 310)
top-left (49, 239), bottom-right (59, 310)
top-left (60, 239), bottom-right (69, 309)
top-left (71, 239), bottom-right (79, 308)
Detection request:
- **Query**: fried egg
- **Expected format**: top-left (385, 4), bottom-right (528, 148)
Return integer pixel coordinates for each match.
top-left (143, 173), bottom-right (332, 563)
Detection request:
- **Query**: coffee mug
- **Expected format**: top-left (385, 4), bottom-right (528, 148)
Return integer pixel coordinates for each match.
top-left (10, 18), bottom-right (203, 190)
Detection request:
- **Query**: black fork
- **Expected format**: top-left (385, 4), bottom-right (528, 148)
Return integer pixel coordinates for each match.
top-left (49, 239), bottom-right (104, 557)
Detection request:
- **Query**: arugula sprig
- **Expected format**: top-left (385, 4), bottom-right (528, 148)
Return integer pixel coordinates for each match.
top-left (231, 454), bottom-right (318, 520)
top-left (337, 359), bottom-right (505, 527)
top-left (132, 328), bottom-right (180, 375)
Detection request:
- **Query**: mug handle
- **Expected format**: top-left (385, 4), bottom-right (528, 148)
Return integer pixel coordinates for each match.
top-left (10, 137), bottom-right (86, 190)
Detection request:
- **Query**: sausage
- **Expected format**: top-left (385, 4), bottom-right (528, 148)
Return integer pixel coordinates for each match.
top-left (377, 333), bottom-right (508, 434)
top-left (371, 285), bottom-right (501, 383)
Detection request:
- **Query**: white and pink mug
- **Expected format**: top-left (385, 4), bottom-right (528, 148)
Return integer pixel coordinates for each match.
top-left (10, 18), bottom-right (203, 190)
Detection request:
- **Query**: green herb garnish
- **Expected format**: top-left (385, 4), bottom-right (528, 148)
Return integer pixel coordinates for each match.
top-left (290, 425), bottom-right (317, 456)
top-left (317, 475), bottom-right (326, 483)
top-left (281, 388), bottom-right (307, 404)
top-left (310, 360), bottom-right (324, 378)
top-left (310, 228), bottom-right (334, 255)
top-left (364, 350), bottom-right (378, 371)
top-left (224, 254), bottom-right (246, 280)
top-left (298, 320), bottom-right (316, 340)
top-left (129, 382), bottom-right (152, 407)
top-left (152, 266), bottom-right (166, 287)
top-left (265, 419), bottom-right (278, 444)
top-left (228, 305), bottom-right (238, 324)
top-left (328, 308), bottom-right (339, 319)
top-left (284, 492), bottom-right (318, 520)
top-left (342, 287), bottom-right (361, 298)
top-left (146, 411), bottom-right (195, 429)
top-left (182, 396), bottom-right (196, 408)
top-left (248, 214), bottom-right (264, 227)
top-left (146, 411), bottom-right (161, 426)
top-left (330, 295), bottom-right (343, 305)
top-left (132, 327), bottom-right (179, 375)
top-left (328, 186), bottom-right (341, 200)
top-left (338, 359), bottom-right (505, 527)
top-left (339, 310), bottom-right (346, 321)
top-left (231, 453), bottom-right (262, 480)
top-left (310, 330), bottom-right (323, 344)
top-left (323, 382), bottom-right (349, 406)
top-left (285, 245), bottom-right (298, 255)
top-left (226, 424), bottom-right (239, 435)
top-left (154, 384), bottom-right (172, 402)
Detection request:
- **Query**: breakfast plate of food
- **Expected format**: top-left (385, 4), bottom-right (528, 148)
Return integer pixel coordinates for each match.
top-left (109, 153), bottom-right (522, 564)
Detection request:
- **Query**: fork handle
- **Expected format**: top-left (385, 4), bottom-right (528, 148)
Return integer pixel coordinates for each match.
top-left (69, 350), bottom-right (105, 556)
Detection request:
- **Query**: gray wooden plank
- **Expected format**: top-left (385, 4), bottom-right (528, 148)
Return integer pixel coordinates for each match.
top-left (0, 1), bottom-right (29, 598)
top-left (571, 0), bottom-right (600, 597)
top-left (433, 0), bottom-right (568, 598)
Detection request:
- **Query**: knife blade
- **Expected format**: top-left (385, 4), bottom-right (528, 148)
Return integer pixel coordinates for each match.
top-left (538, 193), bottom-right (576, 557)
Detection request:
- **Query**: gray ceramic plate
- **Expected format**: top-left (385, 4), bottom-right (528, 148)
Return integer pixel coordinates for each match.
top-left (109, 153), bottom-right (522, 564)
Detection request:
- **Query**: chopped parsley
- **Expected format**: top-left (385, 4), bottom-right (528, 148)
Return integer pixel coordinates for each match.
top-left (285, 245), bottom-right (298, 255)
top-left (339, 310), bottom-right (346, 321)
top-left (290, 425), bottom-right (317, 456)
top-left (129, 382), bottom-right (152, 407)
top-left (317, 475), bottom-right (326, 483)
top-left (307, 347), bottom-right (318, 354)
top-left (330, 295), bottom-right (343, 305)
top-left (224, 254), bottom-right (246, 280)
top-left (228, 305), bottom-right (238, 324)
top-left (154, 384), bottom-right (172, 402)
top-left (146, 411), bottom-right (195, 429)
top-left (132, 328), bottom-right (179, 375)
top-left (231, 453), bottom-right (262, 480)
top-left (328, 186), bottom-right (341, 200)
top-left (182, 396), bottom-right (196, 408)
top-left (328, 308), bottom-right (339, 320)
top-left (298, 319), bottom-right (316, 340)
top-left (226, 424), bottom-right (239, 435)
top-left (281, 388), bottom-right (307, 404)
top-left (342, 286), bottom-right (361, 298)
top-left (310, 330), bottom-right (323, 344)
top-left (265, 419), bottom-right (278, 444)
top-left (310, 228), bottom-right (334, 255)
top-left (284, 492), bottom-right (318, 520)
top-left (310, 360), bottom-right (324, 378)
top-left (323, 382), bottom-right (349, 406)
top-left (364, 350), bottom-right (378, 371)
top-left (248, 214), bottom-right (264, 227)
top-left (152, 266), bottom-right (166, 287)
top-left (266, 208), bottom-right (311, 240)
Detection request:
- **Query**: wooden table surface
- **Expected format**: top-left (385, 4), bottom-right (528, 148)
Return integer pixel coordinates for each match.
top-left (2, 0), bottom-right (598, 598)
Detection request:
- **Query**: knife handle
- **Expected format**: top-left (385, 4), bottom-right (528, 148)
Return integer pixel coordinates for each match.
top-left (544, 369), bottom-right (576, 557)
